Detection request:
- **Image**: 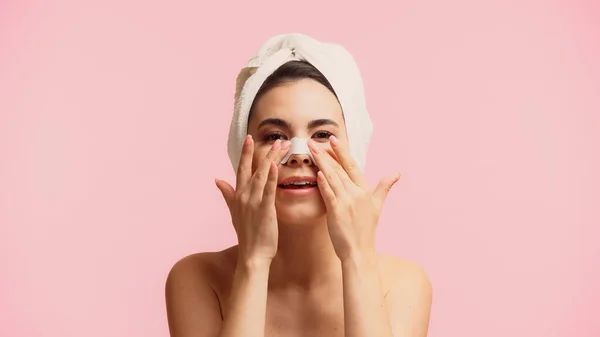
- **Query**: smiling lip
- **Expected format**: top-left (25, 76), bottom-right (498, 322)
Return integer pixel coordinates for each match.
top-left (277, 176), bottom-right (318, 196)
top-left (278, 175), bottom-right (317, 186)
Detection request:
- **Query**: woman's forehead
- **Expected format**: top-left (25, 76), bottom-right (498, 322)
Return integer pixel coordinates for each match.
top-left (250, 80), bottom-right (344, 127)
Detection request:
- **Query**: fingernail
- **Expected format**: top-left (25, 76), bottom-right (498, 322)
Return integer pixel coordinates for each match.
top-left (329, 135), bottom-right (338, 146)
top-left (271, 139), bottom-right (281, 150)
top-left (244, 135), bottom-right (252, 145)
top-left (281, 140), bottom-right (291, 150)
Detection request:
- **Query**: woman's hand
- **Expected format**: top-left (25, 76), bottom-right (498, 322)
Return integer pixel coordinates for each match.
top-left (215, 135), bottom-right (291, 263)
top-left (308, 136), bottom-right (401, 261)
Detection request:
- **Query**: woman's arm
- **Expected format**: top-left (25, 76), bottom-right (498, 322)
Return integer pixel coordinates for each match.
top-left (306, 137), bottom-right (419, 336)
top-left (209, 138), bottom-right (289, 336)
top-left (383, 258), bottom-right (433, 337)
top-left (341, 253), bottom-right (433, 337)
top-left (341, 252), bottom-right (394, 337)
top-left (217, 258), bottom-right (271, 337)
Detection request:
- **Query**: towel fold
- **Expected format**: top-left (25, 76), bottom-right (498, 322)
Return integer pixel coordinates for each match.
top-left (227, 33), bottom-right (373, 173)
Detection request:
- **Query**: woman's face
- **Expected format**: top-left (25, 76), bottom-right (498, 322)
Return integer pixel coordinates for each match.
top-left (247, 78), bottom-right (348, 224)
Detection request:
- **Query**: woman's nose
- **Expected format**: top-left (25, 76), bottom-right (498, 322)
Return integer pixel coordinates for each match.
top-left (285, 153), bottom-right (314, 166)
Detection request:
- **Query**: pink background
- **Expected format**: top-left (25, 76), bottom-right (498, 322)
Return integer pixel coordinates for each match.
top-left (1, 0), bottom-right (599, 336)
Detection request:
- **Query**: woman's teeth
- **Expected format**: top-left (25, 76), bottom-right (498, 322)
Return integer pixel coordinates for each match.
top-left (279, 181), bottom-right (317, 188)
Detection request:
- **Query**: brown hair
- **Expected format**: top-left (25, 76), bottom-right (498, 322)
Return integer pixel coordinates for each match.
top-left (248, 60), bottom-right (338, 121)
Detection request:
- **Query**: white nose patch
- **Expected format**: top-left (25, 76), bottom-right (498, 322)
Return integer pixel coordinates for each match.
top-left (280, 137), bottom-right (315, 164)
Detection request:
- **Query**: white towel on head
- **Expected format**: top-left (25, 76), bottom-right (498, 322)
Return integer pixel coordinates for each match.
top-left (227, 33), bottom-right (373, 174)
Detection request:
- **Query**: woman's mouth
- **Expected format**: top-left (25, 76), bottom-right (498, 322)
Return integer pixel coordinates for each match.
top-left (278, 181), bottom-right (318, 189)
top-left (277, 176), bottom-right (319, 195)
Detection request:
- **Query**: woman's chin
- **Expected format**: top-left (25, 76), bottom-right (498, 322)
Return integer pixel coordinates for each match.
top-left (275, 199), bottom-right (326, 225)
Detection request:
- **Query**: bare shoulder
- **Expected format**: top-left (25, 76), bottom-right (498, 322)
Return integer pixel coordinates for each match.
top-left (377, 254), bottom-right (432, 293)
top-left (166, 246), bottom-right (238, 286)
top-left (164, 246), bottom-right (238, 337)
top-left (377, 254), bottom-right (433, 337)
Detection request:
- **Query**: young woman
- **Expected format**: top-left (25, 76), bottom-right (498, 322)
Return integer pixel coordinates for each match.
top-left (165, 42), bottom-right (432, 337)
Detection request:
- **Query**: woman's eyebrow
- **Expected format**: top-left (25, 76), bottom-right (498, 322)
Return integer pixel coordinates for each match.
top-left (257, 118), bottom-right (339, 129)
top-left (258, 118), bottom-right (289, 129)
top-left (308, 119), bottom-right (339, 129)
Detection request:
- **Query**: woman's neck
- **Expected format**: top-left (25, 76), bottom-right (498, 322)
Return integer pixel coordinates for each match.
top-left (267, 217), bottom-right (341, 290)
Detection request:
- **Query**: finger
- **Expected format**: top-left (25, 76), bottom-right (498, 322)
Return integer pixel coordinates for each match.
top-left (255, 139), bottom-right (291, 168)
top-left (308, 140), bottom-right (346, 196)
top-left (372, 172), bottom-right (402, 204)
top-left (236, 135), bottom-right (254, 191)
top-left (250, 139), bottom-right (288, 200)
top-left (262, 162), bottom-right (279, 206)
top-left (324, 147), bottom-right (355, 189)
top-left (317, 170), bottom-right (337, 208)
top-left (329, 135), bottom-right (370, 189)
top-left (274, 139), bottom-right (292, 163)
top-left (215, 178), bottom-right (235, 213)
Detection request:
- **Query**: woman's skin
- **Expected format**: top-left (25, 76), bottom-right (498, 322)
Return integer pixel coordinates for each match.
top-left (165, 79), bottom-right (433, 337)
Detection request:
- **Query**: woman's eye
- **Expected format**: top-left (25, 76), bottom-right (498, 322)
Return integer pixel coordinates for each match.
top-left (263, 133), bottom-right (287, 141)
top-left (313, 131), bottom-right (333, 139)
